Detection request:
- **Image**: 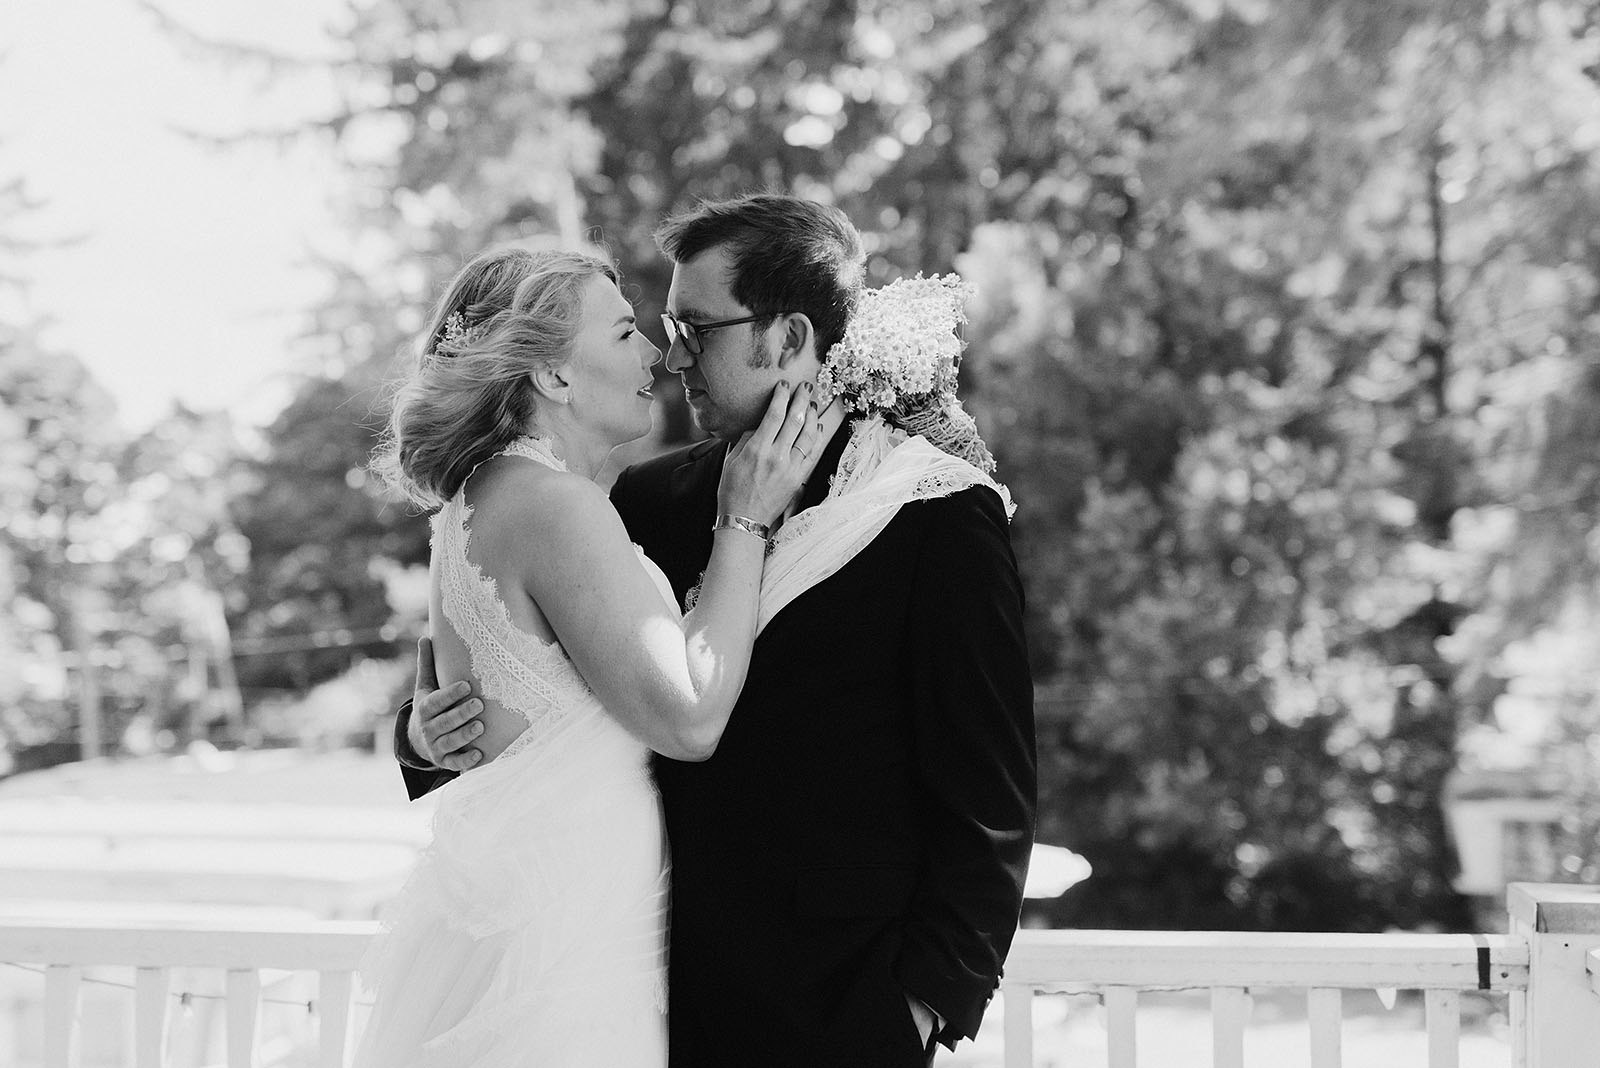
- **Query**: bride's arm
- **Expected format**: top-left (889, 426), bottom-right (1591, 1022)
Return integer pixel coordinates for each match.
top-left (519, 384), bottom-right (819, 761)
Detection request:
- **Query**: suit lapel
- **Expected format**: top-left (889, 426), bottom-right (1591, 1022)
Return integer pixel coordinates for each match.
top-left (793, 417), bottom-right (856, 514)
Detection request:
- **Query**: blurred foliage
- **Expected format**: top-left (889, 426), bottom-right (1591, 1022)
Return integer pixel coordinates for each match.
top-left (6, 0), bottom-right (1600, 931)
top-left (228, 377), bottom-right (427, 696)
top-left (0, 336), bottom-right (254, 760)
top-left (0, 321), bottom-right (119, 756)
top-left (0, 146), bottom-right (255, 763)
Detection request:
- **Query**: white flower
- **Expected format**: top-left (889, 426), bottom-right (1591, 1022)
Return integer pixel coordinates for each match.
top-left (818, 273), bottom-right (976, 416)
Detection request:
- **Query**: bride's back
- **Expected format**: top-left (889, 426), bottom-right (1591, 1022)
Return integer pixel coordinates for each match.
top-left (428, 448), bottom-right (593, 764)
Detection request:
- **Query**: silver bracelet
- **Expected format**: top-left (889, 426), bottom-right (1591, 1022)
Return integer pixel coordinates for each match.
top-left (713, 513), bottom-right (771, 542)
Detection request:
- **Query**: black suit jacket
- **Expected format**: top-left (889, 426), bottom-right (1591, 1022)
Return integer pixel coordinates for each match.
top-left (610, 424), bottom-right (1035, 1066)
top-left (395, 423), bottom-right (1035, 1066)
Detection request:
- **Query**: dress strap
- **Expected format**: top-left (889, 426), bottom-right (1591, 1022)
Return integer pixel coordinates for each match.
top-left (455, 435), bottom-right (567, 497)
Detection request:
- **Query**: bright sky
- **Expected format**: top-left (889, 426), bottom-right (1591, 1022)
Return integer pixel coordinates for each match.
top-left (4, 0), bottom-right (353, 432)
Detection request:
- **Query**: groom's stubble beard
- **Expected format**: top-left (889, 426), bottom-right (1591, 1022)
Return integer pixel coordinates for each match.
top-left (697, 322), bottom-right (815, 442)
top-left (706, 328), bottom-right (780, 441)
top-left (695, 386), bottom-right (767, 443)
top-left (747, 327), bottom-right (772, 370)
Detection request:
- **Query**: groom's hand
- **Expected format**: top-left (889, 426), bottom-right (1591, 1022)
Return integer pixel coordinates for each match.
top-left (409, 636), bottom-right (484, 772)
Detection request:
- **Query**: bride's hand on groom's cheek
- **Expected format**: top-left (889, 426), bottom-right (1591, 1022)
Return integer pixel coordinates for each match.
top-left (410, 636), bottom-right (485, 772)
top-left (719, 381), bottom-right (827, 523)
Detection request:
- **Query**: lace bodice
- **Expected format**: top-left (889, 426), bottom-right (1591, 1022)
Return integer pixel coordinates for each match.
top-left (432, 436), bottom-right (676, 758)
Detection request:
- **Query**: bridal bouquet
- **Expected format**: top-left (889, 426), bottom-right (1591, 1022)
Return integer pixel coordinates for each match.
top-left (816, 273), bottom-right (997, 473)
top-left (816, 273), bottom-right (973, 414)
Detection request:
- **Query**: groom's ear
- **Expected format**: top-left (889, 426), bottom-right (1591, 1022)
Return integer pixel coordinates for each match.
top-left (529, 364), bottom-right (573, 405)
top-left (774, 313), bottom-right (817, 370)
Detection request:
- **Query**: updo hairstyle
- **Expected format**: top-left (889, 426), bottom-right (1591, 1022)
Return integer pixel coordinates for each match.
top-left (373, 246), bottom-right (618, 509)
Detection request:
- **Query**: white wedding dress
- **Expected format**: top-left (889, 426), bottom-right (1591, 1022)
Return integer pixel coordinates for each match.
top-left (353, 437), bottom-right (670, 1068)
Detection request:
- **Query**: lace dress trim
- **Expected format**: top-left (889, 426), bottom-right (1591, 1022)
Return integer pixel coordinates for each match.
top-left (433, 435), bottom-right (591, 757)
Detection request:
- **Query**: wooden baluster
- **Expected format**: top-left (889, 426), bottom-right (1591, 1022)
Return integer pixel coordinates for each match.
top-left (43, 965), bottom-right (82, 1068)
top-left (135, 967), bottom-right (171, 1068)
top-left (1307, 987), bottom-right (1341, 1068)
top-left (226, 969), bottom-right (261, 1068)
top-left (318, 970), bottom-right (356, 1068)
top-left (1508, 988), bottom-right (1527, 1068)
top-left (1211, 986), bottom-right (1247, 1068)
top-left (1424, 988), bottom-right (1460, 1068)
top-left (1002, 982), bottom-right (1034, 1068)
top-left (1104, 986), bottom-right (1137, 1068)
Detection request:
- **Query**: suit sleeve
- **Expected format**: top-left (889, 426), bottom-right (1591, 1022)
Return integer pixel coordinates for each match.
top-left (392, 699), bottom-right (459, 801)
top-left (608, 463), bottom-right (641, 532)
top-left (892, 485), bottom-right (1036, 1044)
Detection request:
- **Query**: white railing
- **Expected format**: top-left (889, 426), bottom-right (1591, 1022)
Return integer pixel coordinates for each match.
top-left (2, 882), bottom-right (1597, 1067)
top-left (0, 917), bottom-right (372, 1068)
top-left (999, 930), bottom-right (1527, 1068)
top-left (1509, 883), bottom-right (1600, 1068)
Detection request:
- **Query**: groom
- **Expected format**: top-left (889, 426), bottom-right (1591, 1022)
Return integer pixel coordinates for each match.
top-left (395, 193), bottom-right (1035, 1066)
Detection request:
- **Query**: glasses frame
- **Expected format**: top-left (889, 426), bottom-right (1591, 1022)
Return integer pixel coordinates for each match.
top-left (660, 310), bottom-right (785, 356)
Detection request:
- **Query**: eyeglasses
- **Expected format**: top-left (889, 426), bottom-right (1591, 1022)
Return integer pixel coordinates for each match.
top-left (660, 310), bottom-right (783, 356)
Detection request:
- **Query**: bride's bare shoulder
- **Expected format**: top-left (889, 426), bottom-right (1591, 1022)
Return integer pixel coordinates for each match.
top-left (466, 458), bottom-right (624, 548)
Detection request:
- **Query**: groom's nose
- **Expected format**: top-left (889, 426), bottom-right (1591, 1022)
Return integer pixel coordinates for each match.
top-left (665, 342), bottom-right (694, 374)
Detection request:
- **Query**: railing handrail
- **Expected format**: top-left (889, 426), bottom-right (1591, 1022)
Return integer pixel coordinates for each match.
top-left (0, 918), bottom-right (1530, 991)
top-left (0, 797), bottom-right (430, 845)
top-left (1006, 929), bottom-right (1530, 992)
top-left (0, 918), bottom-right (379, 971)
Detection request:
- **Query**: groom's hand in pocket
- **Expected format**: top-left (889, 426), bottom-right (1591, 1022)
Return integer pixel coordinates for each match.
top-left (409, 636), bottom-right (485, 772)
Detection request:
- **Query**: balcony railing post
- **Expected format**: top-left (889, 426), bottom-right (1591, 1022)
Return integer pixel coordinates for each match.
top-left (1508, 882), bottom-right (1600, 1068)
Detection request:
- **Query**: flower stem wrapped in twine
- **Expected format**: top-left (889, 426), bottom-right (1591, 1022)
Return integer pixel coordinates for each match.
top-left (891, 395), bottom-right (997, 473)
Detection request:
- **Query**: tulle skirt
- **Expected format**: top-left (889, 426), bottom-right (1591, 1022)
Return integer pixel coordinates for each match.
top-left (353, 707), bottom-right (669, 1068)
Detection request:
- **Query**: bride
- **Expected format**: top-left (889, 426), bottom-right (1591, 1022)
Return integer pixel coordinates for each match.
top-left (355, 246), bottom-right (822, 1066)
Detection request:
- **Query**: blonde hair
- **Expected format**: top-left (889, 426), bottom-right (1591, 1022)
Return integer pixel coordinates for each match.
top-left (373, 246), bottom-right (618, 509)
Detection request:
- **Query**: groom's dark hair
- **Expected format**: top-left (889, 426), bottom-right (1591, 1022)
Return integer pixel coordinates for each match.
top-left (654, 193), bottom-right (866, 361)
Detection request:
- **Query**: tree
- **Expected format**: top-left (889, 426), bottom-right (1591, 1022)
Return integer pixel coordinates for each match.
top-left (0, 129), bottom-right (262, 763)
top-left (0, 141), bottom-right (127, 767)
top-left (0, 325), bottom-right (122, 765)
top-left (100, 408), bottom-right (254, 744)
top-left (235, 0), bottom-right (1600, 930)
top-left (229, 376), bottom-right (424, 695)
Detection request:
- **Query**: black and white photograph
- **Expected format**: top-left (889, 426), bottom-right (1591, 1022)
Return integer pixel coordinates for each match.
top-left (2, 0), bottom-right (1598, 1065)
